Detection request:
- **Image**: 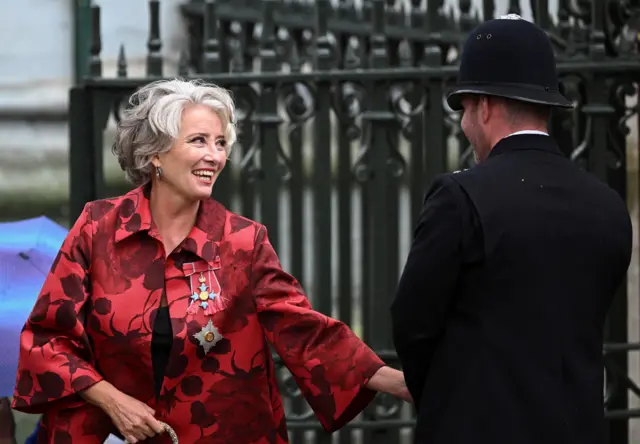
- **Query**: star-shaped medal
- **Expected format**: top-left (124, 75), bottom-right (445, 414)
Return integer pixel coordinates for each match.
top-left (190, 273), bottom-right (217, 310)
top-left (193, 319), bottom-right (224, 353)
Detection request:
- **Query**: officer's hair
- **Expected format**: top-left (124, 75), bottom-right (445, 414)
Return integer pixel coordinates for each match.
top-left (499, 97), bottom-right (550, 127)
top-left (469, 95), bottom-right (550, 127)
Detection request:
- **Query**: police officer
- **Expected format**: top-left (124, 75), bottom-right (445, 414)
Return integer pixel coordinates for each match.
top-left (390, 15), bottom-right (632, 444)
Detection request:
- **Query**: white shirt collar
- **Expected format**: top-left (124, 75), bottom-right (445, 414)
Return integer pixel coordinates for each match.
top-left (506, 130), bottom-right (549, 137)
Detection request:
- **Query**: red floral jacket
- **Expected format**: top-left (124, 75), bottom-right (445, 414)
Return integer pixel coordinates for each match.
top-left (11, 186), bottom-right (385, 443)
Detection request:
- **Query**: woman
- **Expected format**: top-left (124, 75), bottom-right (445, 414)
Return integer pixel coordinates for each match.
top-left (11, 79), bottom-right (410, 443)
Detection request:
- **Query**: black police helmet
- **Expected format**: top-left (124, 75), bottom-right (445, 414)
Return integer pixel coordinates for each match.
top-left (446, 14), bottom-right (574, 111)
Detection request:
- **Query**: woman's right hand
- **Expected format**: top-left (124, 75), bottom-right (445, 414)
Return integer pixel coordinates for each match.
top-left (103, 390), bottom-right (165, 443)
top-left (81, 381), bottom-right (165, 443)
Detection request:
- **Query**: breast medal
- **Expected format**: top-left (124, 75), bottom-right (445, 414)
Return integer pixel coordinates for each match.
top-left (182, 258), bottom-right (226, 353)
top-left (189, 271), bottom-right (217, 314)
top-left (193, 319), bottom-right (224, 354)
top-left (183, 258), bottom-right (224, 316)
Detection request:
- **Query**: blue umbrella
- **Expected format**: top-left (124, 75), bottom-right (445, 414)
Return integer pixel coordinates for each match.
top-left (0, 216), bottom-right (68, 396)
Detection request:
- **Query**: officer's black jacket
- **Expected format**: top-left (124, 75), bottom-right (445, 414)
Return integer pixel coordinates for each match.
top-left (391, 134), bottom-right (632, 444)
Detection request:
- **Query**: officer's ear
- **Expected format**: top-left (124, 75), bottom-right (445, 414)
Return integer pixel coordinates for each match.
top-left (477, 95), bottom-right (492, 124)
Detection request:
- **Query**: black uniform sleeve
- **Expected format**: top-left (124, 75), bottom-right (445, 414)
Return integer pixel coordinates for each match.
top-left (390, 173), bottom-right (480, 408)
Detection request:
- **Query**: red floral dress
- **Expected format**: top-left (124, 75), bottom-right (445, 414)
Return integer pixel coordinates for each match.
top-left (11, 185), bottom-right (385, 443)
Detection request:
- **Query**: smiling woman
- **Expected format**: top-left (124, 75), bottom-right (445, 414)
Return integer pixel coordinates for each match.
top-left (151, 104), bottom-right (227, 195)
top-left (113, 79), bottom-right (236, 190)
top-left (10, 78), bottom-right (411, 444)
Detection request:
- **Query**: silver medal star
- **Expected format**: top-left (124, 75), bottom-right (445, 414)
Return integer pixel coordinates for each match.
top-left (193, 319), bottom-right (224, 354)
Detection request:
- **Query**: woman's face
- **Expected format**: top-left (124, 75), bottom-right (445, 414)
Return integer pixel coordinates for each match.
top-left (153, 104), bottom-right (228, 202)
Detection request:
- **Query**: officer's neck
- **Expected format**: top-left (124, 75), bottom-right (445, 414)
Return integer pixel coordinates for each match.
top-left (488, 123), bottom-right (549, 151)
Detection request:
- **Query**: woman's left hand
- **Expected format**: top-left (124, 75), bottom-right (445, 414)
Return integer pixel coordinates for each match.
top-left (394, 382), bottom-right (413, 404)
top-left (366, 366), bottom-right (413, 403)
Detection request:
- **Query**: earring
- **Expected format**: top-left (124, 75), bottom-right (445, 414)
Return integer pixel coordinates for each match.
top-left (156, 166), bottom-right (163, 180)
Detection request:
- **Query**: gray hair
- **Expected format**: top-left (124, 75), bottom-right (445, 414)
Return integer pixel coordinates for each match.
top-left (112, 78), bottom-right (237, 186)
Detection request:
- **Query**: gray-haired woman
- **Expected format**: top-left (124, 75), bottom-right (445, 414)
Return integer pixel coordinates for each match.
top-left (12, 78), bottom-right (410, 443)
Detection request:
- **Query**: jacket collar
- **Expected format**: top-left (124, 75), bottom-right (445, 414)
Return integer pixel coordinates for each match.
top-left (114, 185), bottom-right (226, 265)
top-left (489, 133), bottom-right (563, 159)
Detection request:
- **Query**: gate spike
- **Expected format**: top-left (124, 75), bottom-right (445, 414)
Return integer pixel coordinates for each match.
top-left (202, 0), bottom-right (221, 74)
top-left (338, 0), bottom-right (356, 21)
top-left (89, 3), bottom-right (102, 78)
top-left (316, 0), bottom-right (330, 37)
top-left (399, 0), bottom-right (408, 16)
top-left (146, 0), bottom-right (163, 76)
top-left (372, 0), bottom-right (385, 35)
top-left (259, 0), bottom-right (279, 72)
top-left (369, 0), bottom-right (388, 68)
top-left (178, 48), bottom-right (190, 76)
top-left (411, 0), bottom-right (423, 29)
top-left (117, 44), bottom-right (127, 78)
top-left (482, 0), bottom-right (494, 21)
top-left (315, 0), bottom-right (333, 70)
top-left (507, 0), bottom-right (521, 15)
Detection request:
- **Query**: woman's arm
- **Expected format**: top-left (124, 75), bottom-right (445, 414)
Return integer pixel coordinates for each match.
top-left (11, 203), bottom-right (103, 414)
top-left (12, 203), bottom-right (165, 443)
top-left (250, 224), bottom-right (410, 433)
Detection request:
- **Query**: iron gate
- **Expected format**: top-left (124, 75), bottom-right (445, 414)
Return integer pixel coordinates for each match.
top-left (69, 0), bottom-right (640, 442)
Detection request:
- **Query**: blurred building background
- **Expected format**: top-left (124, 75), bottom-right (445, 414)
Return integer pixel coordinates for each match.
top-left (0, 0), bottom-right (192, 227)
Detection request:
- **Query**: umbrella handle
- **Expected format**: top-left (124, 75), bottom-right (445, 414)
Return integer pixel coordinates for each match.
top-left (123, 421), bottom-right (178, 444)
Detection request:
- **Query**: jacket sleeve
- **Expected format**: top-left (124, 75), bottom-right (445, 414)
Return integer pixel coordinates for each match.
top-left (11, 203), bottom-right (103, 414)
top-left (390, 174), bottom-right (465, 407)
top-left (251, 225), bottom-right (385, 432)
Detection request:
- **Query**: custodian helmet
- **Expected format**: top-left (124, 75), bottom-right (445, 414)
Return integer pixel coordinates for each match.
top-left (446, 14), bottom-right (574, 111)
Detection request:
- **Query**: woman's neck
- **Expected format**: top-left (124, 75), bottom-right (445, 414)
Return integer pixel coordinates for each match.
top-left (149, 183), bottom-right (200, 248)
